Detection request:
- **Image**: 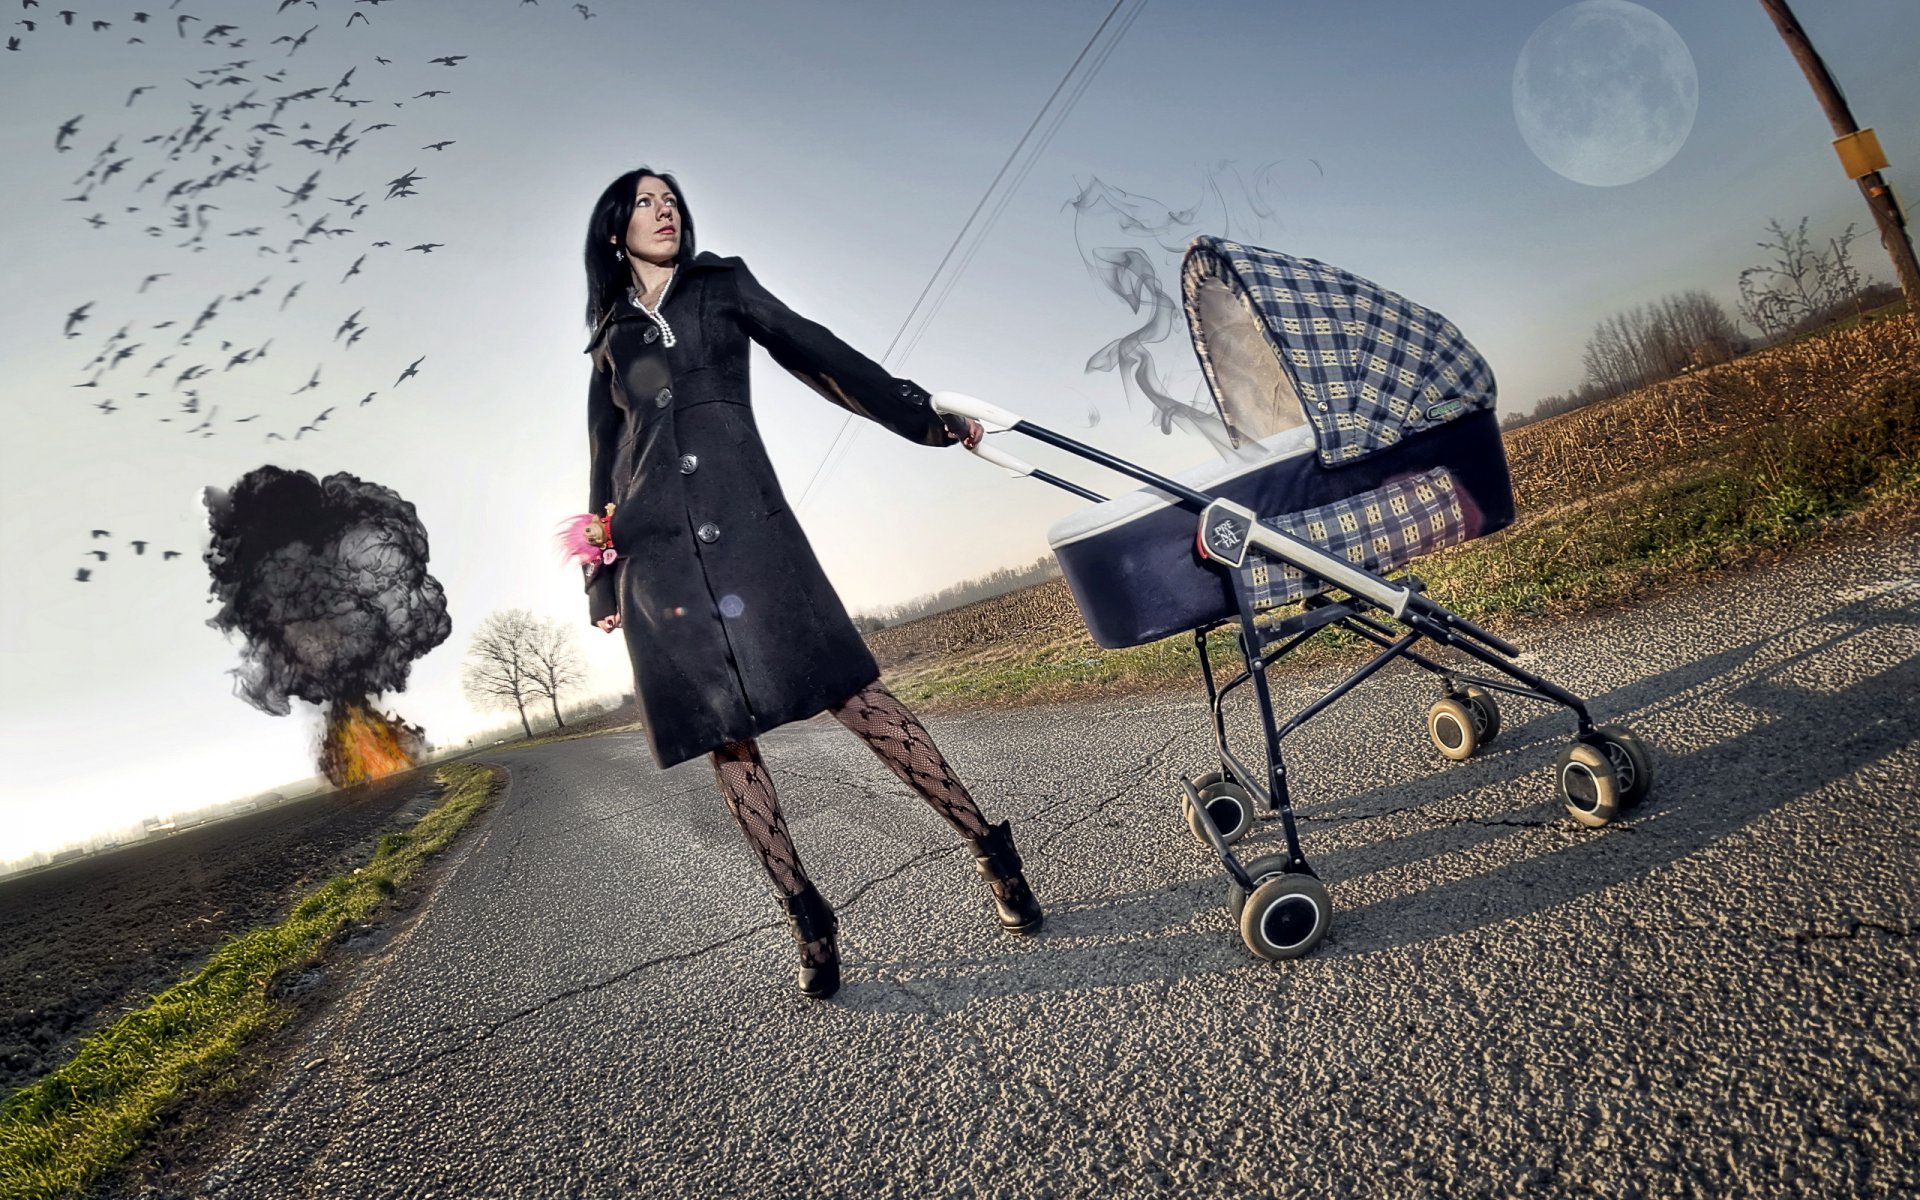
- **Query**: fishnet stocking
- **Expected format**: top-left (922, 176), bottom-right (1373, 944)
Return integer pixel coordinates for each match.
top-left (829, 682), bottom-right (992, 841)
top-left (709, 739), bottom-right (831, 968)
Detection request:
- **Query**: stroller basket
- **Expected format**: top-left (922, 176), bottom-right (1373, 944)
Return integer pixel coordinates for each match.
top-left (932, 237), bottom-right (1654, 962)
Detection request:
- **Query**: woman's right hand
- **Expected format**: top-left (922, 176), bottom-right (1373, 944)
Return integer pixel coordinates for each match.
top-left (597, 613), bottom-right (622, 633)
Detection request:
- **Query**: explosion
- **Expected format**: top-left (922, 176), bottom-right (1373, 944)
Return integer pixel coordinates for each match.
top-left (203, 465), bottom-right (452, 787)
top-left (323, 699), bottom-right (430, 787)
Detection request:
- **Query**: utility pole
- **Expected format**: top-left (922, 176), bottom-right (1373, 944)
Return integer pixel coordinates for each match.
top-left (1756, 0), bottom-right (1920, 309)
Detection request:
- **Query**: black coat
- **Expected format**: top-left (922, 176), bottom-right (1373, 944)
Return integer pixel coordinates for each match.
top-left (582, 251), bottom-right (960, 769)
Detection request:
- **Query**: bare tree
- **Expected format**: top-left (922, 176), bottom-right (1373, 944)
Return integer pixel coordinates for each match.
top-left (1581, 290), bottom-right (1740, 399)
top-left (1738, 216), bottom-right (1869, 339)
top-left (1822, 225), bottom-right (1867, 318)
top-left (461, 608), bottom-right (549, 738)
top-left (522, 616), bottom-right (590, 730)
top-left (1739, 217), bottom-right (1823, 338)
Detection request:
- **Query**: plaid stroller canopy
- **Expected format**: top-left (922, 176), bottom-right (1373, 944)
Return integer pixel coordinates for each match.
top-left (1181, 236), bottom-right (1498, 468)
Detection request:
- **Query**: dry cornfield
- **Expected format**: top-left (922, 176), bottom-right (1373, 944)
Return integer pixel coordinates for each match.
top-left (1504, 314), bottom-right (1919, 509)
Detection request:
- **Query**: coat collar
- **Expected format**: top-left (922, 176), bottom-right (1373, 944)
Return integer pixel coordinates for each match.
top-left (583, 251), bottom-right (739, 355)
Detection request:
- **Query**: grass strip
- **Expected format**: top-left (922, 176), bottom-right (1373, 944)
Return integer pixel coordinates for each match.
top-left (884, 356), bottom-right (1920, 712)
top-left (0, 761), bottom-right (504, 1200)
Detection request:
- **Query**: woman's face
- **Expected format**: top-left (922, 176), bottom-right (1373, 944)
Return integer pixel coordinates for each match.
top-left (620, 175), bottom-right (681, 267)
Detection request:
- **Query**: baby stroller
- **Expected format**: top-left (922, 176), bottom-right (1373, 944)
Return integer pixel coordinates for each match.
top-left (932, 236), bottom-right (1653, 962)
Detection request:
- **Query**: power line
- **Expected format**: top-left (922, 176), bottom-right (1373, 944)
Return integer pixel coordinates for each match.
top-left (897, 0), bottom-right (1147, 369)
top-left (791, 0), bottom-right (1150, 514)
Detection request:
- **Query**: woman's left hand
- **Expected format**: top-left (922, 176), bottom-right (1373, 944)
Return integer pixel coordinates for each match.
top-left (963, 418), bottom-right (983, 449)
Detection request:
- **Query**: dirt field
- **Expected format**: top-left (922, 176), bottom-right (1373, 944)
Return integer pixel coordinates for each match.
top-left (0, 766), bottom-right (452, 1097)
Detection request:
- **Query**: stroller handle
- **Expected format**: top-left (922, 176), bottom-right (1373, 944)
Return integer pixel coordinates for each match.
top-left (931, 391), bottom-right (1020, 433)
top-left (931, 390), bottom-right (1037, 477)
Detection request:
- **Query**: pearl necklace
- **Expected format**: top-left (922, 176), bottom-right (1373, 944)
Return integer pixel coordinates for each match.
top-left (627, 266), bottom-right (677, 347)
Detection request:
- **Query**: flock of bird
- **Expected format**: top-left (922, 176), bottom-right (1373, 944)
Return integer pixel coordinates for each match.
top-left (21, 0), bottom-right (599, 582)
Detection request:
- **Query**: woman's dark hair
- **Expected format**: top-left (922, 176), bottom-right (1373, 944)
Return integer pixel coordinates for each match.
top-left (582, 166), bottom-right (697, 335)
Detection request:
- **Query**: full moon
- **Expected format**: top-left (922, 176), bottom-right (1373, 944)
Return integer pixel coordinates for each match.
top-left (1513, 0), bottom-right (1699, 187)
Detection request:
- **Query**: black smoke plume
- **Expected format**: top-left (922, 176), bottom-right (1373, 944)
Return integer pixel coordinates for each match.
top-left (202, 465), bottom-right (451, 732)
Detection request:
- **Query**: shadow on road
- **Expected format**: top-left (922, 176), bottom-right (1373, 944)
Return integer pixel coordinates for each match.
top-left (837, 582), bottom-right (1919, 1008)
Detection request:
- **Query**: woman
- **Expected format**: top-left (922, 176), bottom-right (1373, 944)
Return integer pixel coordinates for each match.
top-left (579, 167), bottom-right (1043, 1000)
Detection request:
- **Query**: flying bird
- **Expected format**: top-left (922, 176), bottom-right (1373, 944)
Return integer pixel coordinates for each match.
top-left (275, 169), bottom-right (320, 206)
top-left (291, 364), bottom-right (321, 394)
top-left (405, 242), bottom-right (442, 253)
top-left (273, 24), bottom-right (317, 56)
top-left (65, 302), bottom-right (92, 336)
top-left (383, 168), bottom-right (422, 198)
top-left (131, 540), bottom-right (147, 554)
top-left (340, 253), bottom-right (365, 282)
top-left (422, 140), bottom-right (454, 151)
top-left (429, 55), bottom-right (467, 66)
top-left (76, 568), bottom-right (91, 582)
top-left (394, 356), bottom-right (423, 386)
top-left (126, 85), bottom-right (154, 106)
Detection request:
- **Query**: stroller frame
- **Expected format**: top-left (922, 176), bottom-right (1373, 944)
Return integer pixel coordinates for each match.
top-left (933, 392), bottom-right (1654, 961)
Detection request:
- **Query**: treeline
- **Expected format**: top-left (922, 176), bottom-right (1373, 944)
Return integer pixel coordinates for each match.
top-left (1502, 216), bottom-right (1898, 432)
top-left (852, 553), bottom-right (1062, 631)
top-left (1502, 290), bottom-right (1743, 433)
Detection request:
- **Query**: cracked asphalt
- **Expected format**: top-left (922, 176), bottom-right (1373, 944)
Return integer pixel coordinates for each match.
top-left (175, 531), bottom-right (1917, 1199)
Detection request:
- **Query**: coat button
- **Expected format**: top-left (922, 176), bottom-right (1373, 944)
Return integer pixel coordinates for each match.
top-left (642, 326), bottom-right (659, 344)
top-left (654, 387), bottom-right (673, 408)
top-left (696, 522), bottom-right (720, 543)
top-left (679, 453), bottom-right (699, 474)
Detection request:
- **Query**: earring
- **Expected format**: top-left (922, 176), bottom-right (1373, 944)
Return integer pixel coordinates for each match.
top-left (612, 245), bottom-right (625, 260)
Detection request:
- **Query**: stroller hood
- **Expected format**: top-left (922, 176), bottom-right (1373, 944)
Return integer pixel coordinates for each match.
top-left (1181, 235), bottom-right (1497, 468)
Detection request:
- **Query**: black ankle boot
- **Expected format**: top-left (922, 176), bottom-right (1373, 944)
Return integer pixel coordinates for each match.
top-left (965, 820), bottom-right (1044, 935)
top-left (778, 882), bottom-right (840, 999)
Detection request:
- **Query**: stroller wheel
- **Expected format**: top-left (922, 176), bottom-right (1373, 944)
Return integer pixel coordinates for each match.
top-left (1591, 724), bottom-right (1653, 808)
top-left (1556, 742), bottom-right (1623, 827)
top-left (1186, 780), bottom-right (1254, 846)
top-left (1239, 873), bottom-right (1332, 961)
top-left (1225, 854), bottom-right (1295, 920)
top-left (1427, 697), bottom-right (1481, 762)
top-left (1461, 685), bottom-right (1502, 745)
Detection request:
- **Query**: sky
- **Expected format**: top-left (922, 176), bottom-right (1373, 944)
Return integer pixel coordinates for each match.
top-left (3, 0), bottom-right (1916, 864)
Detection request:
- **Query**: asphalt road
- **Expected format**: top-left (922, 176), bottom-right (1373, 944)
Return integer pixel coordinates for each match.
top-left (169, 531), bottom-right (1917, 1199)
